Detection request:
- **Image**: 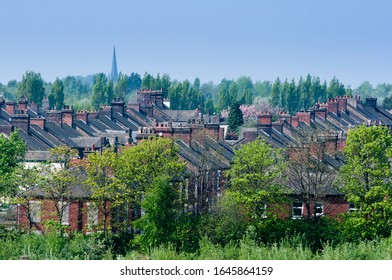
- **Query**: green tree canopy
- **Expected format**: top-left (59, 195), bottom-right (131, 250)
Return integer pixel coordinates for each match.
top-left (227, 101), bottom-right (244, 132)
top-left (91, 73), bottom-right (108, 110)
top-left (17, 71), bottom-right (45, 104)
top-left (0, 131), bottom-right (27, 195)
top-left (84, 149), bottom-right (119, 233)
top-left (226, 138), bottom-right (286, 218)
top-left (339, 125), bottom-right (392, 238)
top-left (115, 137), bottom-right (186, 218)
top-left (50, 78), bottom-right (65, 110)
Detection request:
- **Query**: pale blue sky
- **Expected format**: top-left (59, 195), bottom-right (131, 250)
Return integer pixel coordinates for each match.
top-left (1, 0), bottom-right (391, 87)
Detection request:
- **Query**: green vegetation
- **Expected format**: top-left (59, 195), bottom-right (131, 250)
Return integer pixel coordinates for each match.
top-left (48, 78), bottom-right (65, 110)
top-left (227, 101), bottom-right (244, 132)
top-left (339, 125), bottom-right (392, 239)
top-left (17, 71), bottom-right (45, 105)
top-left (1, 228), bottom-right (391, 260)
top-left (0, 131), bottom-right (27, 196)
top-left (2, 70), bottom-right (392, 115)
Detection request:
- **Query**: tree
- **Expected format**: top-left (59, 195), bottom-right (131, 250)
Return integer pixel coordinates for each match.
top-left (160, 74), bottom-right (171, 98)
top-left (13, 166), bottom-right (44, 231)
top-left (41, 165), bottom-right (82, 235)
top-left (141, 73), bottom-right (153, 90)
top-left (327, 76), bottom-right (345, 99)
top-left (226, 138), bottom-right (286, 219)
top-left (227, 101), bottom-right (244, 132)
top-left (382, 95), bottom-right (392, 110)
top-left (17, 71), bottom-right (45, 104)
top-left (49, 145), bottom-right (78, 169)
top-left (205, 95), bottom-right (215, 115)
top-left (91, 73), bottom-right (108, 110)
top-left (134, 175), bottom-right (182, 249)
top-left (339, 125), bottom-right (392, 238)
top-left (127, 72), bottom-right (142, 92)
top-left (286, 79), bottom-right (299, 114)
top-left (41, 146), bottom-right (80, 235)
top-left (354, 81), bottom-right (374, 98)
top-left (286, 130), bottom-right (339, 221)
top-left (107, 80), bottom-right (114, 104)
top-left (0, 131), bottom-right (27, 196)
top-left (115, 73), bottom-right (128, 99)
top-left (115, 137), bottom-right (186, 230)
top-left (51, 78), bottom-right (65, 110)
top-left (270, 77), bottom-right (281, 108)
top-left (84, 149), bottom-right (119, 234)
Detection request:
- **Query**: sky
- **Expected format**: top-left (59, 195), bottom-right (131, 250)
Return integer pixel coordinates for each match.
top-left (0, 0), bottom-right (391, 88)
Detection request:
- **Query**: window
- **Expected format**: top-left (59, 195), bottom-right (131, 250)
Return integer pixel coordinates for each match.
top-left (348, 203), bottom-right (359, 213)
top-left (292, 202), bottom-right (303, 219)
top-left (58, 202), bottom-right (70, 225)
top-left (87, 202), bottom-right (98, 227)
top-left (29, 201), bottom-right (41, 223)
top-left (315, 203), bottom-right (323, 217)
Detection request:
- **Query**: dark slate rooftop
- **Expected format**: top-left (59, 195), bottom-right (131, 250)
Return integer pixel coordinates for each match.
top-left (113, 112), bottom-right (138, 131)
top-left (88, 118), bottom-right (111, 132)
top-left (18, 129), bottom-right (48, 151)
top-left (74, 120), bottom-right (97, 136)
top-left (98, 114), bottom-right (125, 131)
top-left (29, 124), bottom-right (64, 147)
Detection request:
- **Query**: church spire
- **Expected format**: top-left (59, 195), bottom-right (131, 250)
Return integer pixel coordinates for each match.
top-left (111, 46), bottom-right (118, 82)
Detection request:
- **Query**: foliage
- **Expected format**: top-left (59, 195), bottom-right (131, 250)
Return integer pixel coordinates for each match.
top-left (134, 175), bottom-right (182, 250)
top-left (339, 125), bottom-right (392, 239)
top-left (107, 80), bottom-right (114, 104)
top-left (227, 101), bottom-right (244, 132)
top-left (91, 73), bottom-right (108, 110)
top-left (49, 78), bottom-right (65, 110)
top-left (199, 191), bottom-right (250, 246)
top-left (286, 131), bottom-right (339, 221)
top-left (49, 145), bottom-right (78, 169)
top-left (115, 137), bottom-right (186, 230)
top-left (84, 149), bottom-right (119, 233)
top-left (382, 95), bottom-right (392, 109)
top-left (40, 166), bottom-right (83, 235)
top-left (226, 138), bottom-right (286, 219)
top-left (0, 131), bottom-right (27, 195)
top-left (17, 71), bottom-right (45, 104)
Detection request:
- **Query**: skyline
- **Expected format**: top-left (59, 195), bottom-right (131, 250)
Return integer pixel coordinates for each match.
top-left (1, 0), bottom-right (392, 88)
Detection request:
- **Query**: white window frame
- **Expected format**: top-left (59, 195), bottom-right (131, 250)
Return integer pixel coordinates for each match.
top-left (348, 203), bottom-right (359, 213)
top-left (292, 202), bottom-right (303, 219)
top-left (315, 202), bottom-right (323, 217)
top-left (29, 200), bottom-right (41, 223)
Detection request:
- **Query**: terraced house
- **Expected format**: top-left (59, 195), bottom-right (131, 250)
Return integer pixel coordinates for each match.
top-left (1, 91), bottom-right (391, 231)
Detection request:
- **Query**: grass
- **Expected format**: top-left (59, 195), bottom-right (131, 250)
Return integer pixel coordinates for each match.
top-left (1, 228), bottom-right (391, 260)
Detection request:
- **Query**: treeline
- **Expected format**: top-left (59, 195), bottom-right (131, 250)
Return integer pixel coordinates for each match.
top-left (2, 71), bottom-right (392, 114)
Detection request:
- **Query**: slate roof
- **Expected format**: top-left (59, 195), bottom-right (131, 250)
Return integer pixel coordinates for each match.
top-left (74, 120), bottom-right (97, 136)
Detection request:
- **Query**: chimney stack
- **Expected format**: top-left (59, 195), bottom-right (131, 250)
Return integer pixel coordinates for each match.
top-left (11, 111), bottom-right (30, 133)
top-left (291, 116), bottom-right (299, 128)
top-left (365, 97), bottom-right (377, 109)
top-left (257, 113), bottom-right (272, 136)
top-left (18, 96), bottom-right (28, 113)
top-left (327, 98), bottom-right (338, 115)
top-left (76, 110), bottom-right (88, 123)
top-left (111, 97), bottom-right (125, 115)
top-left (6, 101), bottom-right (16, 115)
top-left (336, 96), bottom-right (348, 114)
top-left (61, 106), bottom-right (74, 127)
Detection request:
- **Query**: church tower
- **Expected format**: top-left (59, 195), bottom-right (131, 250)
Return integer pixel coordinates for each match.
top-left (111, 46), bottom-right (118, 82)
